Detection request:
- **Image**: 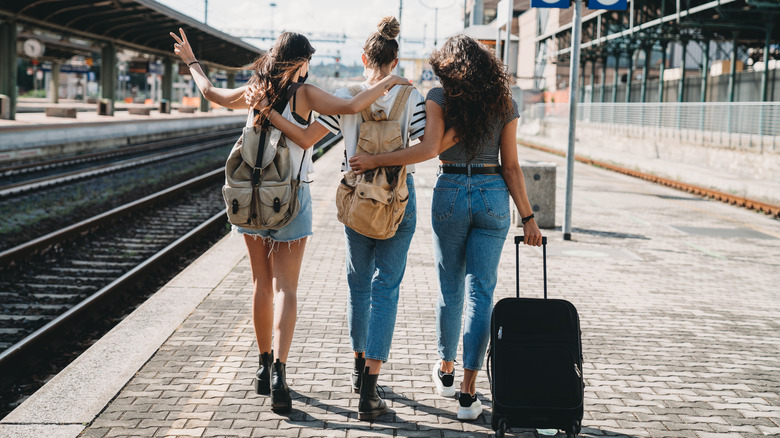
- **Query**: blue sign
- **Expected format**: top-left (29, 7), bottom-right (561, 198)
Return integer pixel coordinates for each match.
top-left (87, 71), bottom-right (96, 81)
top-left (531, 0), bottom-right (570, 9)
top-left (421, 70), bottom-right (434, 81)
top-left (587, 0), bottom-right (627, 10)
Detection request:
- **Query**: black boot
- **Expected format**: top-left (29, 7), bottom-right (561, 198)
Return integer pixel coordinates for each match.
top-left (254, 351), bottom-right (273, 395)
top-left (271, 359), bottom-right (291, 413)
top-left (358, 366), bottom-right (387, 421)
top-left (352, 353), bottom-right (365, 393)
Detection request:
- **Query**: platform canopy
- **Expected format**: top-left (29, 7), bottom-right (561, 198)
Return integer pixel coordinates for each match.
top-left (0, 0), bottom-right (264, 69)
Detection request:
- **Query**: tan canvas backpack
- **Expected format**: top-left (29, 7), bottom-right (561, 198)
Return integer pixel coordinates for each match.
top-left (335, 84), bottom-right (414, 239)
top-left (222, 84), bottom-right (306, 230)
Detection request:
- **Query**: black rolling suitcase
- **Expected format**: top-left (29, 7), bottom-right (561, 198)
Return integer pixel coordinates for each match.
top-left (487, 236), bottom-right (584, 438)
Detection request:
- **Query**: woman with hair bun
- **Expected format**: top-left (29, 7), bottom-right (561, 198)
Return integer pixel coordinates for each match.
top-left (257, 16), bottom-right (429, 421)
top-left (349, 34), bottom-right (543, 421)
top-left (171, 28), bottom-right (409, 414)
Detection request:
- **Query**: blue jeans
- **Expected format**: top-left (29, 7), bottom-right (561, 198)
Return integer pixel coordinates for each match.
top-left (345, 174), bottom-right (416, 362)
top-left (432, 171), bottom-right (511, 371)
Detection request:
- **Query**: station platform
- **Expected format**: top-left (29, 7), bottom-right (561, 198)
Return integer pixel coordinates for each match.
top-left (1, 141), bottom-right (779, 437)
top-left (0, 103), bottom-right (243, 164)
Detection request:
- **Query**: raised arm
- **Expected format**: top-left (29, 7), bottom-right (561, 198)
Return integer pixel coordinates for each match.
top-left (348, 101), bottom-right (456, 172)
top-left (302, 76), bottom-right (411, 116)
top-left (268, 113), bottom-right (330, 150)
top-left (170, 28), bottom-right (249, 110)
top-left (244, 88), bottom-right (330, 149)
top-left (498, 118), bottom-right (542, 246)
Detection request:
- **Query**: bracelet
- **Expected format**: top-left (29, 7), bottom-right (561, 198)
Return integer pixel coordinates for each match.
top-left (187, 60), bottom-right (200, 67)
top-left (521, 213), bottom-right (535, 224)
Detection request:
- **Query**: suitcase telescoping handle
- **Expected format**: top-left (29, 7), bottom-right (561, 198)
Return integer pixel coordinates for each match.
top-left (514, 235), bottom-right (547, 299)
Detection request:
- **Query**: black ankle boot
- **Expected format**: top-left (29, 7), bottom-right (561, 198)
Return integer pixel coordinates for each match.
top-left (358, 366), bottom-right (387, 421)
top-left (271, 359), bottom-right (291, 413)
top-left (254, 351), bottom-right (273, 395)
top-left (352, 353), bottom-right (365, 393)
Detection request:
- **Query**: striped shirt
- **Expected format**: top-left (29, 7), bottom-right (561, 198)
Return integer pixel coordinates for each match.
top-left (316, 83), bottom-right (427, 172)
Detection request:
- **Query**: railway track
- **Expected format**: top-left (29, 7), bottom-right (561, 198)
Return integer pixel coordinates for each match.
top-left (0, 129), bottom-right (238, 198)
top-left (0, 132), bottom-right (341, 416)
top-left (518, 140), bottom-right (780, 218)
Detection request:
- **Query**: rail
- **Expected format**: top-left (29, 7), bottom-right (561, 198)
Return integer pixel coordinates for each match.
top-left (524, 102), bottom-right (780, 152)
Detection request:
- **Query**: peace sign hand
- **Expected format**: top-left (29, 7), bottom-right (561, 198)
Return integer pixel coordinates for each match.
top-left (170, 28), bottom-right (197, 64)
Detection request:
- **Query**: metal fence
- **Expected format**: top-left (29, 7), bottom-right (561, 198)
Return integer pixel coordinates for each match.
top-left (524, 102), bottom-right (780, 152)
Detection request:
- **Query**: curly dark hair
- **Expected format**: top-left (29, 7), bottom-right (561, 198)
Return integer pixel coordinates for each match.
top-left (429, 35), bottom-right (513, 162)
top-left (248, 32), bottom-right (315, 129)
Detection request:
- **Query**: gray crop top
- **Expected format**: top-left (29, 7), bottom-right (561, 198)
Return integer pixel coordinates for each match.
top-left (426, 87), bottom-right (519, 165)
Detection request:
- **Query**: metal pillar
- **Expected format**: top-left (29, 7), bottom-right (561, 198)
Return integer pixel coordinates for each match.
top-left (162, 58), bottom-right (173, 102)
top-left (580, 61), bottom-right (587, 103)
top-left (199, 64), bottom-right (210, 112)
top-left (761, 24), bottom-right (773, 102)
top-left (728, 33), bottom-right (739, 103)
top-left (0, 20), bottom-right (18, 120)
top-left (626, 50), bottom-right (634, 102)
top-left (563, 0), bottom-right (583, 241)
top-left (600, 56), bottom-right (607, 103)
top-left (50, 62), bottom-right (61, 104)
top-left (700, 40), bottom-right (710, 102)
top-left (612, 52), bottom-right (620, 103)
top-left (100, 43), bottom-right (116, 115)
top-left (640, 46), bottom-right (650, 103)
top-left (658, 42), bottom-right (667, 102)
top-left (590, 60), bottom-right (596, 103)
top-left (227, 72), bottom-right (236, 112)
top-left (678, 40), bottom-right (687, 103)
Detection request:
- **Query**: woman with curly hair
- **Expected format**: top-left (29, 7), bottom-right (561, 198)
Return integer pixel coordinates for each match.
top-left (350, 34), bottom-right (543, 421)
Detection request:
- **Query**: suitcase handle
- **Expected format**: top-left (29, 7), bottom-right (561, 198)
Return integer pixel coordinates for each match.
top-left (514, 235), bottom-right (547, 299)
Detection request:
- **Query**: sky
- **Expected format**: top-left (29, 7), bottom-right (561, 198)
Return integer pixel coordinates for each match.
top-left (157, 0), bottom-right (466, 66)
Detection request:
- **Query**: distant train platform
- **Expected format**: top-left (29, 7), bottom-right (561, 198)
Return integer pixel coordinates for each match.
top-left (1, 141), bottom-right (779, 437)
top-left (0, 103), bottom-right (243, 165)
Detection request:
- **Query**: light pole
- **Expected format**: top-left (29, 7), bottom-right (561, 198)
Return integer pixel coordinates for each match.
top-left (270, 2), bottom-right (277, 36)
top-left (419, 0), bottom-right (455, 49)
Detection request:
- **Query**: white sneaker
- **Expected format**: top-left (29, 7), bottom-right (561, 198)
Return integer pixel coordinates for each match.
top-left (431, 360), bottom-right (456, 397)
top-left (457, 392), bottom-right (483, 421)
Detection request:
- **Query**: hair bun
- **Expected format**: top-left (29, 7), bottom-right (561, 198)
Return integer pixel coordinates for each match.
top-left (377, 16), bottom-right (400, 40)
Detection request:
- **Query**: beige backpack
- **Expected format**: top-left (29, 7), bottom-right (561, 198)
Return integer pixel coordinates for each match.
top-left (336, 84), bottom-right (414, 239)
top-left (222, 84), bottom-right (305, 230)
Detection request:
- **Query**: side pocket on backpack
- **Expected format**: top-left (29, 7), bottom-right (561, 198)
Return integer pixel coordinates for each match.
top-left (223, 185), bottom-right (254, 226)
top-left (257, 182), bottom-right (293, 228)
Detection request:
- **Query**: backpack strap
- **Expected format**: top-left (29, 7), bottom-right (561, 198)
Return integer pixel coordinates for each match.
top-left (347, 85), bottom-right (373, 122)
top-left (387, 85), bottom-right (413, 122)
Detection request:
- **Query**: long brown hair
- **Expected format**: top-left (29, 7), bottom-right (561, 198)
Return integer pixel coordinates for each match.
top-left (248, 32), bottom-right (315, 129)
top-left (430, 35), bottom-right (513, 162)
top-left (363, 16), bottom-right (399, 69)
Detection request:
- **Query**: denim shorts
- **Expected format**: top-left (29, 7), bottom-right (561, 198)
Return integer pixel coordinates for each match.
top-left (234, 183), bottom-right (312, 243)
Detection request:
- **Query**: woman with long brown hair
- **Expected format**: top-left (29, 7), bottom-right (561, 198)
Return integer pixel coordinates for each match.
top-left (170, 28), bottom-right (409, 413)
top-left (349, 34), bottom-right (543, 421)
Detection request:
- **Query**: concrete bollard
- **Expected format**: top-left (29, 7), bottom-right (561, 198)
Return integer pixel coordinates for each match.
top-left (0, 94), bottom-right (10, 120)
top-left (515, 161), bottom-right (556, 229)
top-left (97, 99), bottom-right (113, 116)
top-left (159, 100), bottom-right (171, 114)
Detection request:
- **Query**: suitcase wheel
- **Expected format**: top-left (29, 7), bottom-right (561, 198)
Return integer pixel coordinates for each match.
top-left (566, 420), bottom-right (582, 437)
top-left (494, 417), bottom-right (508, 438)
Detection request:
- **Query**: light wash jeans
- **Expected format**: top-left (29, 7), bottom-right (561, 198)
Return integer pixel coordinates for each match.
top-left (345, 174), bottom-right (416, 362)
top-left (432, 170), bottom-right (511, 371)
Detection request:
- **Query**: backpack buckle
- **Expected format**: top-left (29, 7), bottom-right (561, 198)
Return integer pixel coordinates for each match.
top-left (371, 109), bottom-right (387, 121)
